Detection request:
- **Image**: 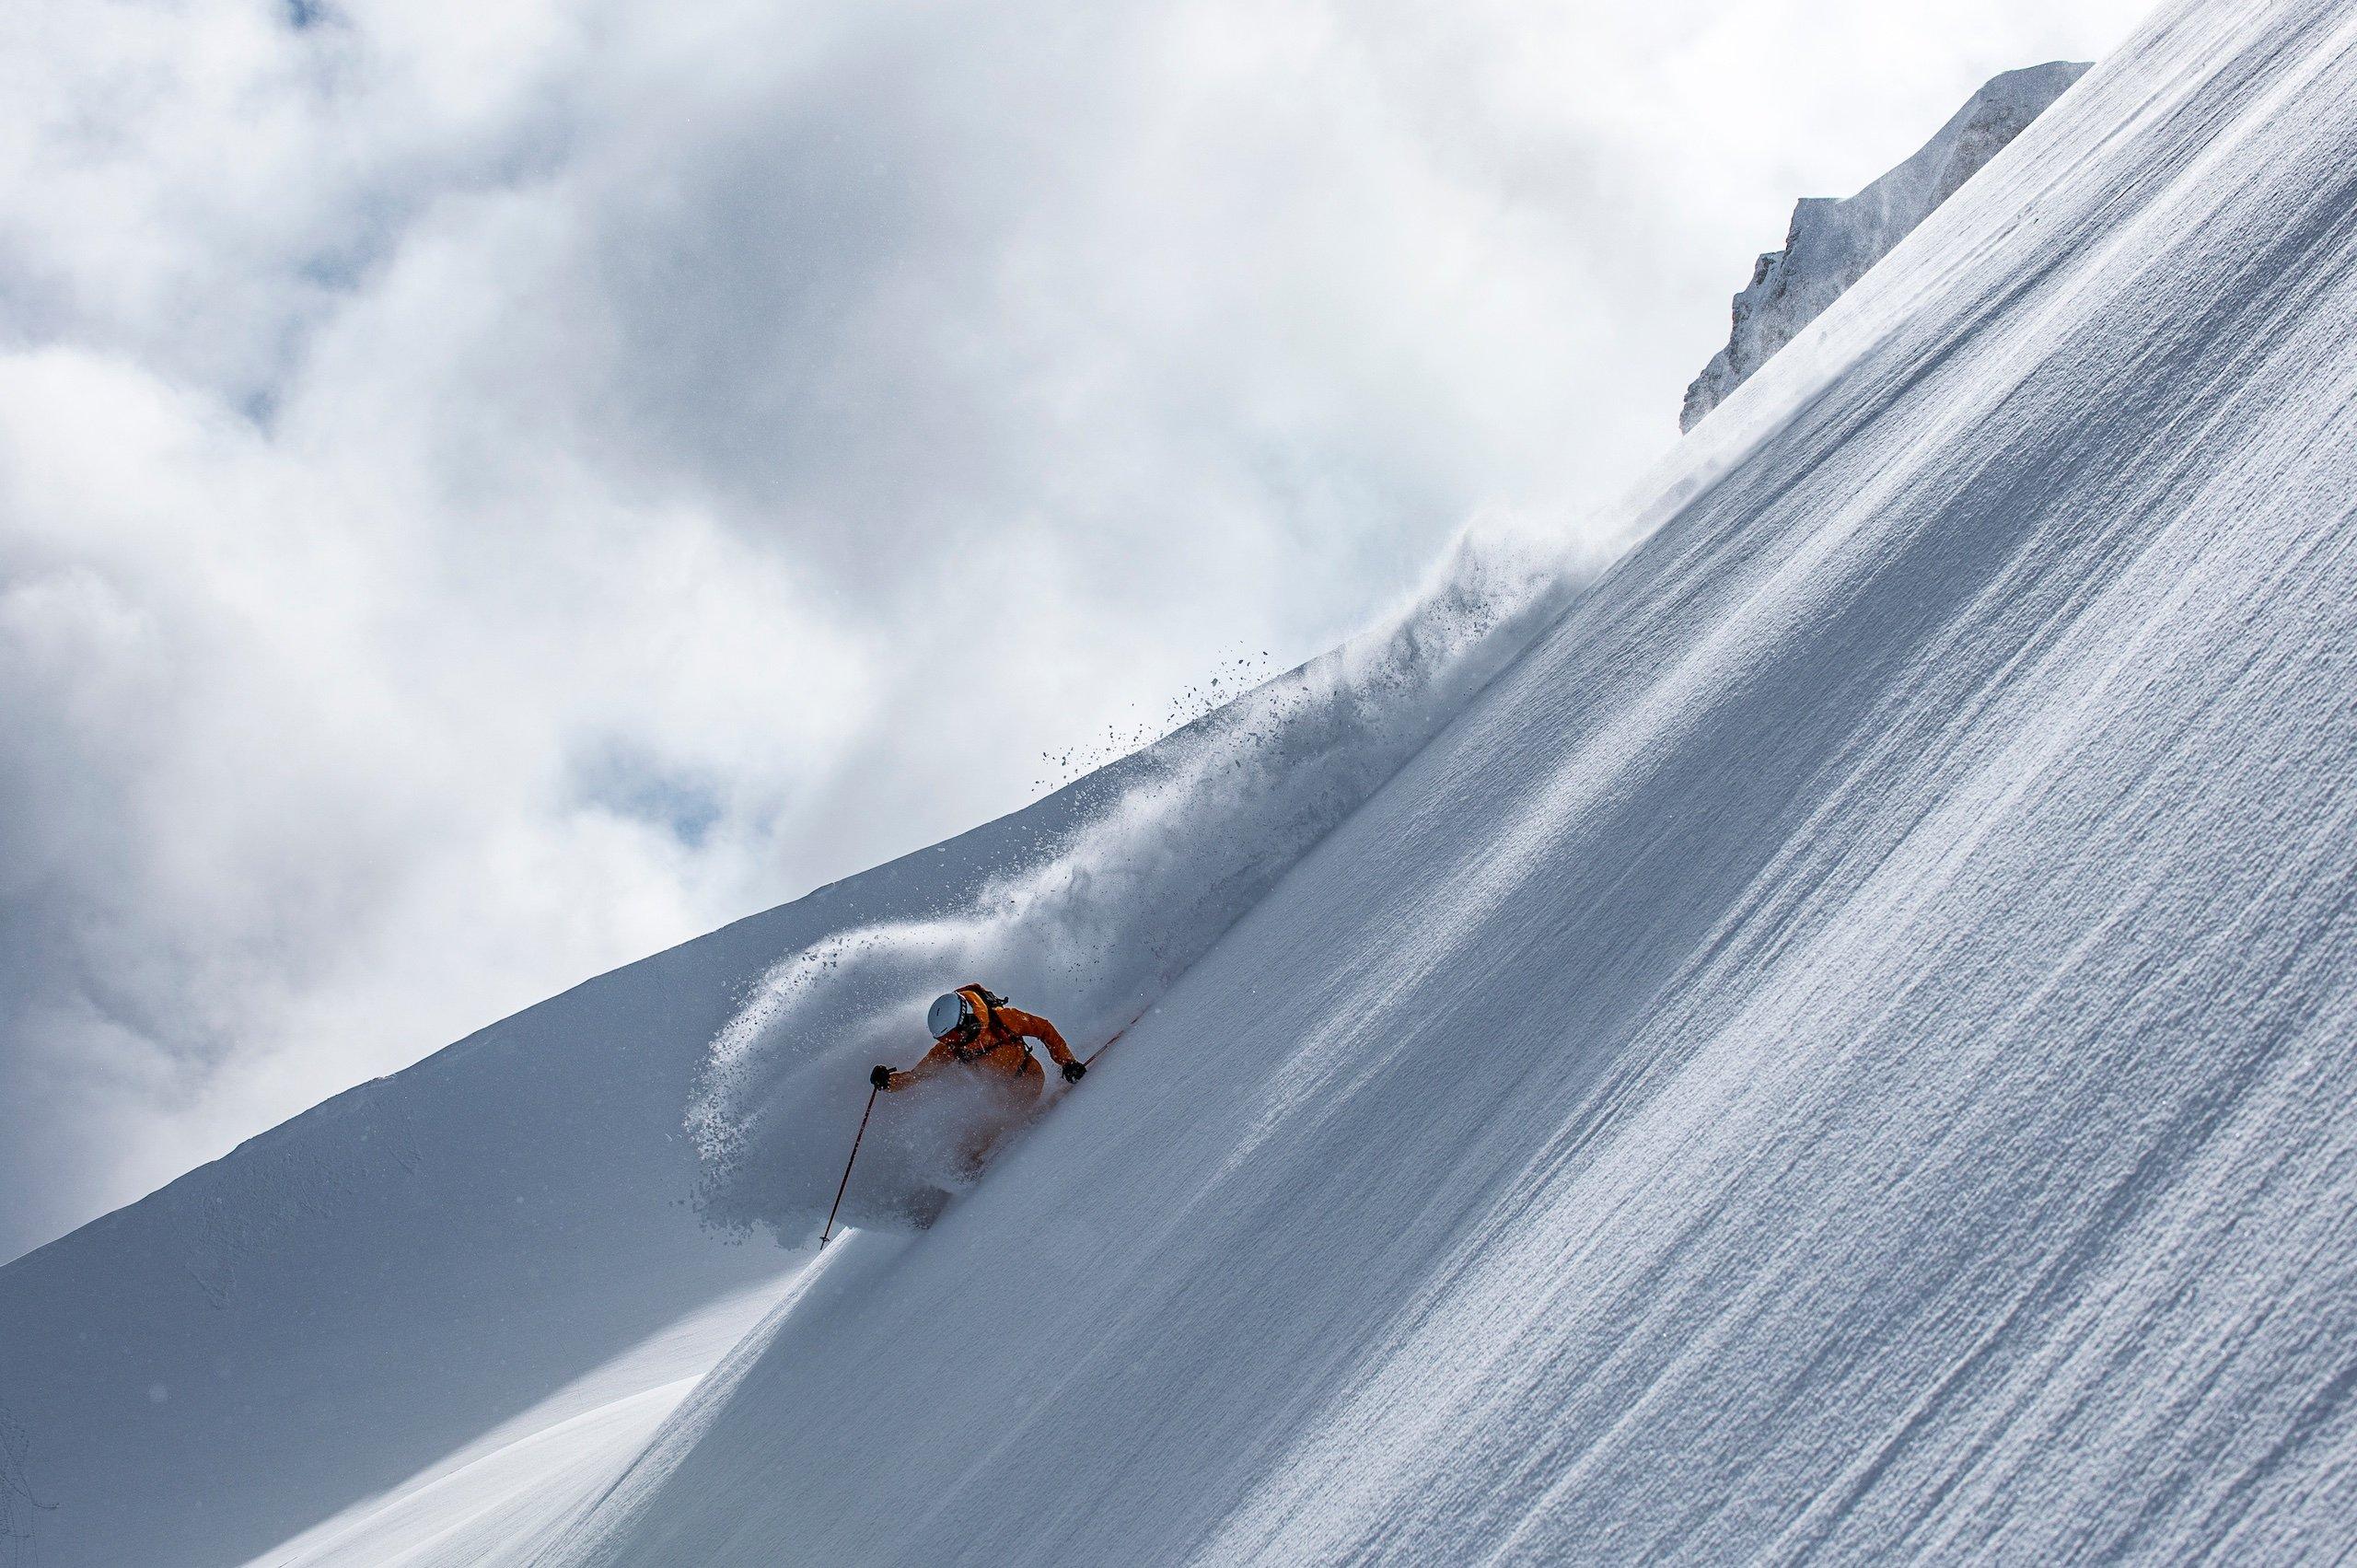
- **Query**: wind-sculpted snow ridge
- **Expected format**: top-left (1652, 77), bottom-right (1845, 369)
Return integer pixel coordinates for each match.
top-left (691, 520), bottom-right (1592, 1245)
top-left (1679, 60), bottom-right (2087, 431)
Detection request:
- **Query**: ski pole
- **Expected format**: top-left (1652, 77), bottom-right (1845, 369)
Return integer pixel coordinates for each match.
top-left (820, 1084), bottom-right (879, 1249)
top-left (1084, 1006), bottom-right (1152, 1068)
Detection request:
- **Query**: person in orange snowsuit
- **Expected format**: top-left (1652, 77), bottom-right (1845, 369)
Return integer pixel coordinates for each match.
top-left (869, 985), bottom-right (1086, 1106)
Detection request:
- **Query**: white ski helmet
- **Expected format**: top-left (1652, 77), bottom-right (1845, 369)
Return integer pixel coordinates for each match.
top-left (927, 992), bottom-right (973, 1038)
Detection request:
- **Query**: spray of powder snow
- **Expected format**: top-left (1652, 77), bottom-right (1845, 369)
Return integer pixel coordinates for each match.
top-left (691, 517), bottom-right (1603, 1246)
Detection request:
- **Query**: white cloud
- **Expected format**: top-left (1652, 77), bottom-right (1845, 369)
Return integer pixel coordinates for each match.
top-left (0, 0), bottom-right (2151, 1260)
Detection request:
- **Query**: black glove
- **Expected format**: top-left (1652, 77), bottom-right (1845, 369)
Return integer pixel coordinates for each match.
top-left (1061, 1059), bottom-right (1086, 1084)
top-left (870, 1064), bottom-right (893, 1089)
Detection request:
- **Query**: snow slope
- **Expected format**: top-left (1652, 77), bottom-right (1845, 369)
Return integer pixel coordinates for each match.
top-left (13, 0), bottom-right (2357, 1562)
top-left (1679, 60), bottom-right (2086, 431)
top-left (542, 0), bottom-right (2357, 1561)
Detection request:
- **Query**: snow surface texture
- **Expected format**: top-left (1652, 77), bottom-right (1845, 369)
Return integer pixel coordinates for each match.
top-left (14, 0), bottom-right (2357, 1562)
top-left (1678, 60), bottom-right (2087, 433)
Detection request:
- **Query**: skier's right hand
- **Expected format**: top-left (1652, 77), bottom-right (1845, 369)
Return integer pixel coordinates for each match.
top-left (870, 1064), bottom-right (893, 1089)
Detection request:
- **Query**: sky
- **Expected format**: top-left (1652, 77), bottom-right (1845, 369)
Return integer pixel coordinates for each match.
top-left (0, 0), bottom-right (2153, 1263)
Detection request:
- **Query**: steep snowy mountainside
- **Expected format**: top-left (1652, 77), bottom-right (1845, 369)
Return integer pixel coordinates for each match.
top-left (0, 500), bottom-right (1565, 1568)
top-left (11, 0), bottom-right (2357, 1563)
top-left (1680, 59), bottom-right (2086, 431)
top-left (546, 1), bottom-right (2357, 1562)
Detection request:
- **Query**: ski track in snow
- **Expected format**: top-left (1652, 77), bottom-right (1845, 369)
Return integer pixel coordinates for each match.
top-left (10, 0), bottom-right (2357, 1562)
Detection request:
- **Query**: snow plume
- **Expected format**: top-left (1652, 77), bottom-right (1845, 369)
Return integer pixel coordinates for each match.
top-left (691, 517), bottom-right (1586, 1245)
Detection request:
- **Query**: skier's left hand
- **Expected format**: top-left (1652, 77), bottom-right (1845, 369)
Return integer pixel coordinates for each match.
top-left (870, 1064), bottom-right (893, 1089)
top-left (1062, 1060), bottom-right (1086, 1084)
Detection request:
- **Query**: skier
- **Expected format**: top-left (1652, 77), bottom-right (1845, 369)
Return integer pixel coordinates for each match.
top-left (870, 985), bottom-right (1086, 1103)
top-left (817, 987), bottom-right (1095, 1238)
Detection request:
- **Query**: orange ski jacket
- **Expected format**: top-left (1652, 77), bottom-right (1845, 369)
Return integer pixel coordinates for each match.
top-left (879, 989), bottom-right (1075, 1095)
